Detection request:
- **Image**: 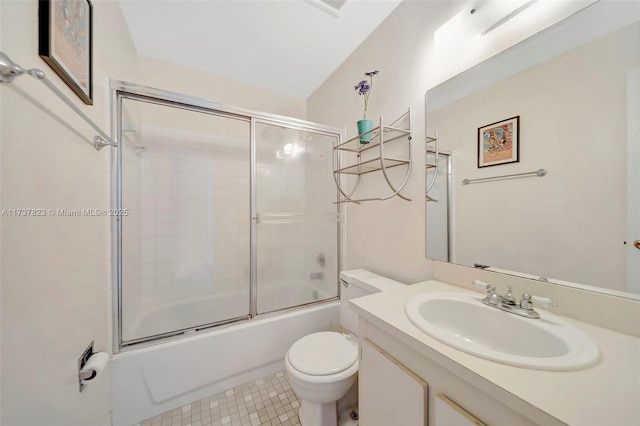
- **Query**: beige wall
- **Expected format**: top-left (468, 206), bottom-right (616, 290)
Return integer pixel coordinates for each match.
top-left (134, 56), bottom-right (306, 120)
top-left (0, 1), bottom-right (305, 425)
top-left (1, 1), bottom-right (135, 424)
top-left (307, 1), bottom-right (467, 284)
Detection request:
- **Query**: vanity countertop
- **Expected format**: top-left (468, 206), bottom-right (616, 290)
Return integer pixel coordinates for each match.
top-left (350, 280), bottom-right (640, 426)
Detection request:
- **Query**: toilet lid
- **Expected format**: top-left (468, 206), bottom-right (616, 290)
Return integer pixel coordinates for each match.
top-left (288, 331), bottom-right (358, 376)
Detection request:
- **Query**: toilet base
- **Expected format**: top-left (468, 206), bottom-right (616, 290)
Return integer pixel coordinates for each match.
top-left (299, 400), bottom-right (338, 426)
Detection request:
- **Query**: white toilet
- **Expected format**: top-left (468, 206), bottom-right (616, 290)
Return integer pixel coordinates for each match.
top-left (285, 269), bottom-right (405, 426)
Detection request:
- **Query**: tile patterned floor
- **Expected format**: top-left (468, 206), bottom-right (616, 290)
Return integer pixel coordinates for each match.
top-left (137, 371), bottom-right (301, 426)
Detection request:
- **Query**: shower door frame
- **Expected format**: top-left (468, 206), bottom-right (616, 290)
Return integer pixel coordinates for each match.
top-left (426, 151), bottom-right (453, 262)
top-left (110, 80), bottom-right (344, 352)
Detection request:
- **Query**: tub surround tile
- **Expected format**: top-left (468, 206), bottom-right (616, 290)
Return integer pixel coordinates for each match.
top-left (140, 371), bottom-right (301, 426)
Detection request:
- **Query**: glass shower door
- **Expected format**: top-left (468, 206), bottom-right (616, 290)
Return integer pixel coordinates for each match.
top-left (119, 96), bottom-right (251, 344)
top-left (426, 153), bottom-right (451, 262)
top-left (254, 122), bottom-right (340, 313)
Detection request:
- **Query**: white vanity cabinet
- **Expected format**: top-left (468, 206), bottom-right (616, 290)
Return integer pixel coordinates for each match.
top-left (359, 339), bottom-right (428, 425)
top-left (351, 280), bottom-right (640, 426)
top-left (434, 394), bottom-right (486, 426)
top-left (357, 320), bottom-right (545, 426)
top-left (359, 337), bottom-right (491, 426)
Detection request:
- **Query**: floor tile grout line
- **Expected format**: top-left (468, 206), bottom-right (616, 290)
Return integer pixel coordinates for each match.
top-left (137, 370), bottom-right (302, 426)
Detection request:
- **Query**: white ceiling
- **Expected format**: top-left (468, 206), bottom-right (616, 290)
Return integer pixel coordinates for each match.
top-left (118, 0), bottom-right (403, 99)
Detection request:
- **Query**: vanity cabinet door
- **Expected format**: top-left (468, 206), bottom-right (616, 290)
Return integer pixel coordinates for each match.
top-left (434, 394), bottom-right (487, 426)
top-left (359, 338), bottom-right (428, 426)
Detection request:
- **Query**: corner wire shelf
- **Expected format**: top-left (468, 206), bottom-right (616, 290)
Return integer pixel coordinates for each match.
top-left (333, 108), bottom-right (412, 204)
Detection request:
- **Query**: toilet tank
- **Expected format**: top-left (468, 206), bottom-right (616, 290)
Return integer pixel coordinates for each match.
top-left (339, 269), bottom-right (405, 334)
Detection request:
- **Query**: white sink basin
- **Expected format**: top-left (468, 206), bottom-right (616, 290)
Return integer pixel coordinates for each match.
top-left (405, 292), bottom-right (599, 371)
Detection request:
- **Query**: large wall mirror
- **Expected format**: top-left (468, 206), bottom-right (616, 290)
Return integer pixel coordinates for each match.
top-left (425, 1), bottom-right (640, 299)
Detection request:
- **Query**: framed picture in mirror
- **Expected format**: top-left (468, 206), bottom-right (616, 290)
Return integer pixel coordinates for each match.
top-left (478, 116), bottom-right (519, 168)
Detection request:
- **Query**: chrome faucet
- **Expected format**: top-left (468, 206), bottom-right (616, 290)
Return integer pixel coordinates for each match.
top-left (473, 280), bottom-right (556, 319)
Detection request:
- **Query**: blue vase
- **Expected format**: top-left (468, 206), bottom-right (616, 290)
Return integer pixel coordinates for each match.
top-left (357, 119), bottom-right (374, 144)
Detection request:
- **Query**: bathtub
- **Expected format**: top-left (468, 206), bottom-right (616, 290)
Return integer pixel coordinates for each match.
top-left (111, 286), bottom-right (340, 426)
top-left (127, 283), bottom-right (333, 341)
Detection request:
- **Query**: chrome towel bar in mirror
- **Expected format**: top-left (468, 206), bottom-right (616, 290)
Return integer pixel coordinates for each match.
top-left (462, 168), bottom-right (547, 185)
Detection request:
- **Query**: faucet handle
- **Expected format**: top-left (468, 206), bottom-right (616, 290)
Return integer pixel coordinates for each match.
top-left (520, 293), bottom-right (533, 309)
top-left (473, 280), bottom-right (489, 290)
top-left (521, 293), bottom-right (556, 310)
top-left (473, 280), bottom-right (499, 305)
top-left (531, 295), bottom-right (557, 309)
top-left (486, 284), bottom-right (499, 305)
top-left (472, 280), bottom-right (496, 296)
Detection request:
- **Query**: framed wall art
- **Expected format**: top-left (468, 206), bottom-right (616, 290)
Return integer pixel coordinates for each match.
top-left (39, 0), bottom-right (93, 105)
top-left (478, 116), bottom-right (519, 168)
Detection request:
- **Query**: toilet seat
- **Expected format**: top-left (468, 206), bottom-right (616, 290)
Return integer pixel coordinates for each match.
top-left (287, 332), bottom-right (358, 376)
